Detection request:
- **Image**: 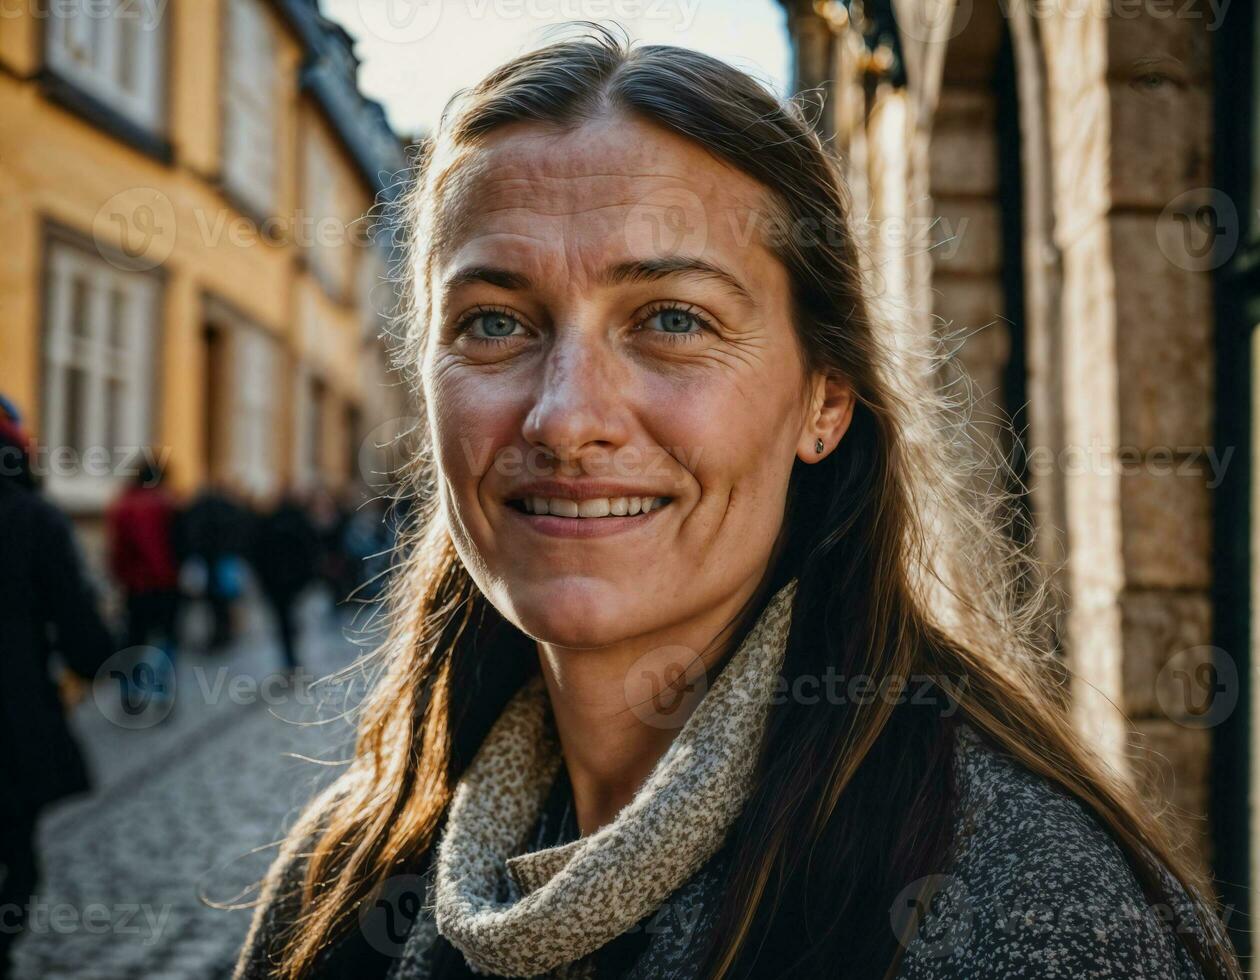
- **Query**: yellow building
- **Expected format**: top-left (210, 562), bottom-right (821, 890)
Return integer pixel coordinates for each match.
top-left (0, 0), bottom-right (410, 526)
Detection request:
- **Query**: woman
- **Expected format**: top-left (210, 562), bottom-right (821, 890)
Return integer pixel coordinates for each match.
top-left (234, 26), bottom-right (1239, 980)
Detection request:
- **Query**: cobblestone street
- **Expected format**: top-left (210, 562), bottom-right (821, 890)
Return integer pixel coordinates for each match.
top-left (11, 588), bottom-right (375, 980)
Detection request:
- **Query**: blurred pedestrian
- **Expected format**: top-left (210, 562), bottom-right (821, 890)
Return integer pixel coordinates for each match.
top-left (249, 491), bottom-right (321, 670)
top-left (307, 486), bottom-right (351, 610)
top-left (175, 480), bottom-right (251, 651)
top-left (0, 397), bottom-right (115, 979)
top-left (105, 462), bottom-right (180, 708)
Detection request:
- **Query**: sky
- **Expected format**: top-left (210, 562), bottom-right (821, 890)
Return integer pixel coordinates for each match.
top-left (318, 0), bottom-right (792, 140)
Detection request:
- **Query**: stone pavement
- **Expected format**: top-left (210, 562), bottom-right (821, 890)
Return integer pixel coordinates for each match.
top-left (10, 588), bottom-right (380, 980)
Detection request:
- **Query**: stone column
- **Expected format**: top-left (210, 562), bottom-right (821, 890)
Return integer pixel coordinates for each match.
top-left (1041, 6), bottom-right (1216, 862)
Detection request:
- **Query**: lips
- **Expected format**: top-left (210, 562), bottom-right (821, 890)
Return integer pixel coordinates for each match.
top-left (509, 495), bottom-right (672, 518)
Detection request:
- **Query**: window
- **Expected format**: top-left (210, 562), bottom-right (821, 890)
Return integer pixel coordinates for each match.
top-left (45, 0), bottom-right (164, 131)
top-left (43, 241), bottom-right (158, 507)
top-left (203, 300), bottom-right (281, 498)
top-left (231, 327), bottom-right (278, 497)
top-left (293, 372), bottom-right (326, 492)
top-left (303, 129), bottom-right (352, 299)
top-left (358, 244), bottom-right (390, 338)
top-left (223, 0), bottom-right (278, 216)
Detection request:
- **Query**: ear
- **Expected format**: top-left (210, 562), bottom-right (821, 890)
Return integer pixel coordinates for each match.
top-left (797, 372), bottom-right (855, 463)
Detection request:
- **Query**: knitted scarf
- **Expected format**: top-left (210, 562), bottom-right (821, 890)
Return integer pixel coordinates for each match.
top-left (431, 578), bottom-right (799, 977)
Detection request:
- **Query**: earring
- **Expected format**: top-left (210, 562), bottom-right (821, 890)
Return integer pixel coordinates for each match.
top-left (814, 438), bottom-right (825, 454)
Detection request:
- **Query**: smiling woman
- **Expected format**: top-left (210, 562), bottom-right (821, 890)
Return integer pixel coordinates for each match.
top-left (233, 23), bottom-right (1240, 980)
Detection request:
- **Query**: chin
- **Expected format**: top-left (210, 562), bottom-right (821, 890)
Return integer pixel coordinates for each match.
top-left (498, 573), bottom-right (647, 648)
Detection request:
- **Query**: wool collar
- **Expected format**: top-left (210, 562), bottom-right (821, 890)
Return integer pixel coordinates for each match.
top-left (432, 578), bottom-right (799, 977)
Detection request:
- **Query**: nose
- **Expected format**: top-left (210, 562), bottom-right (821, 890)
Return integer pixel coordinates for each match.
top-left (521, 325), bottom-right (632, 469)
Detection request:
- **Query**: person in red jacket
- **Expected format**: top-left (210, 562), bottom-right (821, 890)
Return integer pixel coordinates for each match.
top-left (105, 462), bottom-right (180, 708)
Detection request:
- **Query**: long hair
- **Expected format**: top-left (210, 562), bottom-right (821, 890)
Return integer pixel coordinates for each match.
top-left (268, 24), bottom-right (1239, 980)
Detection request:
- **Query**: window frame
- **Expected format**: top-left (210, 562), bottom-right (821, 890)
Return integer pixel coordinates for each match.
top-left (43, 0), bottom-right (167, 135)
top-left (39, 231), bottom-right (163, 513)
top-left (202, 294), bottom-right (282, 500)
top-left (220, 0), bottom-right (280, 220)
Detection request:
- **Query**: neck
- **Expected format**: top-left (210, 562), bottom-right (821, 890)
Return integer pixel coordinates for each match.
top-left (535, 581), bottom-right (765, 836)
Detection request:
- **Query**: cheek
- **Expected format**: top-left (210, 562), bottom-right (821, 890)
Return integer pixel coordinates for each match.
top-left (644, 370), bottom-right (800, 498)
top-left (426, 363), bottom-right (523, 496)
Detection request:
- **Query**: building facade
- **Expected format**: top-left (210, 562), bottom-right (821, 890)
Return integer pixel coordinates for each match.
top-left (777, 0), bottom-right (1250, 960)
top-left (0, 0), bottom-right (411, 527)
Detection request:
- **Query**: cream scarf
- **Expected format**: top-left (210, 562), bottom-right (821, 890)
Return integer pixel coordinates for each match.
top-left (431, 578), bottom-right (799, 977)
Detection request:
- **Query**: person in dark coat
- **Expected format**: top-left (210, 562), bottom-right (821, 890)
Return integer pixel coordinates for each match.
top-left (308, 487), bottom-right (353, 612)
top-left (0, 398), bottom-right (115, 978)
top-left (175, 482), bottom-right (251, 650)
top-left (249, 491), bottom-right (322, 670)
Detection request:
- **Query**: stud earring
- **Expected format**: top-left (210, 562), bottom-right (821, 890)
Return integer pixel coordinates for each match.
top-left (815, 438), bottom-right (825, 454)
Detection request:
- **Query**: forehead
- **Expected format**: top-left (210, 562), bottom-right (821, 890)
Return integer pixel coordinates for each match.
top-left (435, 113), bottom-right (781, 278)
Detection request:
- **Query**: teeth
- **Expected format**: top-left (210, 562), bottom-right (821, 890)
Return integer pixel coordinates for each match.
top-left (578, 498), bottom-right (610, 518)
top-left (519, 496), bottom-right (669, 517)
top-left (550, 498), bottom-right (579, 518)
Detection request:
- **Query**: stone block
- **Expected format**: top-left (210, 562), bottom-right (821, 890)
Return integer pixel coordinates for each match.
top-left (930, 89), bottom-right (998, 198)
top-left (1110, 213), bottom-right (1213, 448)
top-left (1119, 463), bottom-right (1212, 589)
top-left (1109, 79), bottom-right (1211, 209)
top-left (1106, 7), bottom-right (1213, 85)
top-left (1116, 589), bottom-right (1213, 717)
top-left (932, 276), bottom-right (1007, 332)
top-left (929, 198), bottom-right (1002, 275)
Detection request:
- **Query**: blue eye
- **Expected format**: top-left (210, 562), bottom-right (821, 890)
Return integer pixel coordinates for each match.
top-left (643, 306), bottom-right (707, 337)
top-left (460, 310), bottom-right (523, 340)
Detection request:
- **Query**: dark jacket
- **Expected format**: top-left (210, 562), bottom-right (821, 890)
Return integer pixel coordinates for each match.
top-left (249, 500), bottom-right (322, 601)
top-left (176, 488), bottom-right (252, 564)
top-left (0, 480), bottom-right (116, 813)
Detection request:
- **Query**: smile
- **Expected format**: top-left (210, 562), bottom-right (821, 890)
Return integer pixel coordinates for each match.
top-left (507, 495), bottom-right (672, 517)
top-left (504, 495), bottom-right (675, 539)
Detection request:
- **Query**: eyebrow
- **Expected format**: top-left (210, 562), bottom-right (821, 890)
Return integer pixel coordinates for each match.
top-left (441, 265), bottom-right (532, 292)
top-left (440, 256), bottom-right (756, 309)
top-left (605, 257), bottom-right (756, 309)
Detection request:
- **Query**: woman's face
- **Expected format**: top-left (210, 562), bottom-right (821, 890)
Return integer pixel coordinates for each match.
top-left (422, 112), bottom-right (843, 647)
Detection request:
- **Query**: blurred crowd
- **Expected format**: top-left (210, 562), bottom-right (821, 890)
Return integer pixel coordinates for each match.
top-left (109, 469), bottom-right (399, 682)
top-left (0, 394), bottom-right (403, 979)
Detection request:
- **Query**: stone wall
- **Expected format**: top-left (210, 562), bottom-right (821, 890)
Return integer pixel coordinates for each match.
top-left (780, 0), bottom-right (1219, 868)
